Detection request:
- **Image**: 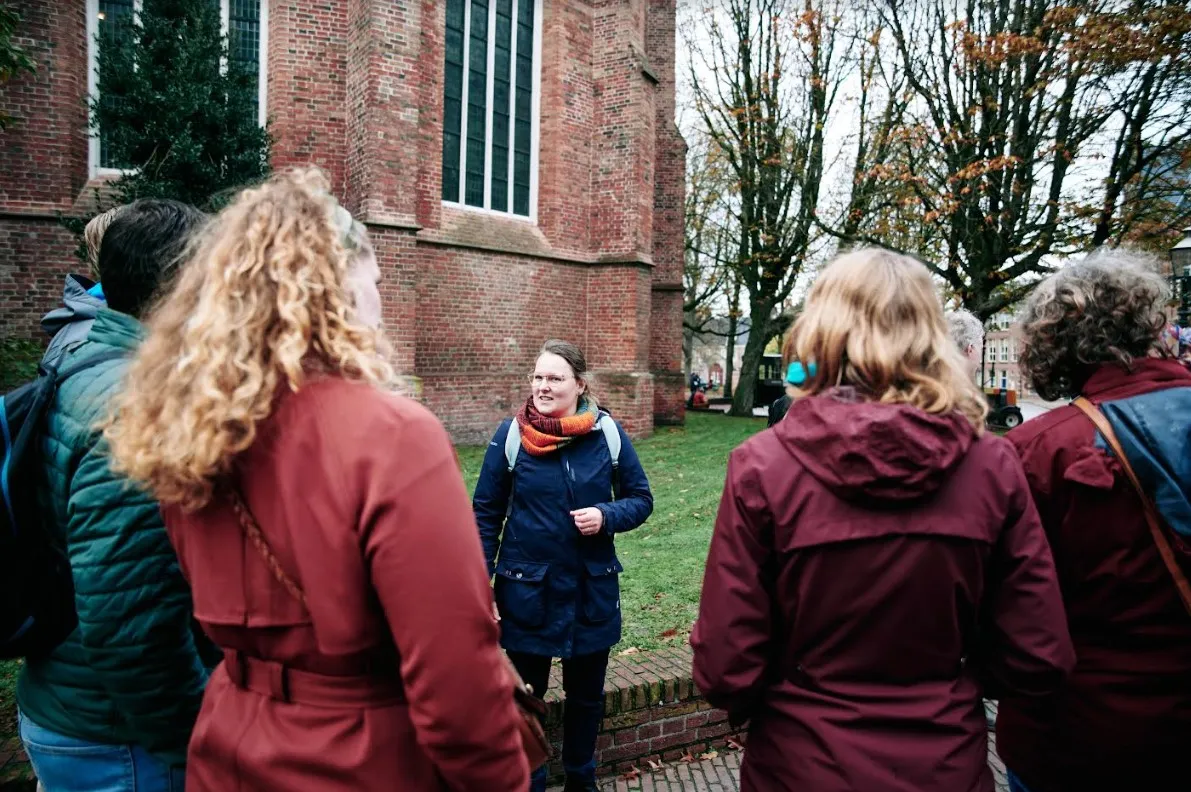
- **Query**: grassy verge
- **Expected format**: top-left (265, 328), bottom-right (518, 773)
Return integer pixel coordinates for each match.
top-left (1, 658), bottom-right (31, 787)
top-left (0, 338), bottom-right (42, 392)
top-left (460, 410), bottom-right (764, 654)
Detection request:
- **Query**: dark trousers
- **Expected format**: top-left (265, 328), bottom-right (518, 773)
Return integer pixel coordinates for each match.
top-left (507, 649), bottom-right (610, 792)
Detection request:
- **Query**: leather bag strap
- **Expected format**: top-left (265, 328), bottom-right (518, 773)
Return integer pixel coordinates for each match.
top-left (1072, 397), bottom-right (1191, 618)
top-left (227, 487), bottom-right (307, 606)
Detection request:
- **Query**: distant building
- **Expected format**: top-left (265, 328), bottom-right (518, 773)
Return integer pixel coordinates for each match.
top-left (982, 312), bottom-right (1032, 397)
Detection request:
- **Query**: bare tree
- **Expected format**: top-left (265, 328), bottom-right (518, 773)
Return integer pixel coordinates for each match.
top-left (683, 135), bottom-right (733, 374)
top-left (686, 0), bottom-right (851, 416)
top-left (820, 0), bottom-right (1191, 320)
top-left (1083, 2), bottom-right (1191, 249)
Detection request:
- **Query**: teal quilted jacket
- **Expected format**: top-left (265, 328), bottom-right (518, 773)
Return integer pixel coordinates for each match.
top-left (16, 309), bottom-right (211, 766)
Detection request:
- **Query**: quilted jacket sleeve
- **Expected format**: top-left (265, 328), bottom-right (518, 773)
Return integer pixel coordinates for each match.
top-left (65, 405), bottom-right (208, 766)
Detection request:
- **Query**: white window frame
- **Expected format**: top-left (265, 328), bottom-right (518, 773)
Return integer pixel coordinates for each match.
top-left (442, 0), bottom-right (543, 222)
top-left (87, 0), bottom-right (268, 178)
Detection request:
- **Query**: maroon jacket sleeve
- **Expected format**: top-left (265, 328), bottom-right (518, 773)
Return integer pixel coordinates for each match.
top-left (360, 402), bottom-right (529, 791)
top-left (977, 443), bottom-right (1075, 700)
top-left (690, 447), bottom-right (773, 723)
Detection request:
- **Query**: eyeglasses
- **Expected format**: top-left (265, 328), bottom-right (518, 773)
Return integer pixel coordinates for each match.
top-left (530, 374), bottom-right (572, 386)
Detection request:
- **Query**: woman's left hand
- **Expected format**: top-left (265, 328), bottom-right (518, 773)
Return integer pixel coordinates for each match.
top-left (570, 507), bottom-right (604, 536)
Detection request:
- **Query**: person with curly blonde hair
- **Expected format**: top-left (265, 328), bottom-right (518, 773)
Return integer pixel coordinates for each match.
top-left (692, 248), bottom-right (1073, 792)
top-left (997, 249), bottom-right (1191, 792)
top-left (104, 169), bottom-right (529, 791)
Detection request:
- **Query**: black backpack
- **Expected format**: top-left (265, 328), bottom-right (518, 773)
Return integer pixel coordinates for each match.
top-left (0, 349), bottom-right (125, 659)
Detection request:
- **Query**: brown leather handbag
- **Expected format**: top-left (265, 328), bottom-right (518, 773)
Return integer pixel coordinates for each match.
top-left (1073, 398), bottom-right (1191, 617)
top-left (226, 487), bottom-right (553, 770)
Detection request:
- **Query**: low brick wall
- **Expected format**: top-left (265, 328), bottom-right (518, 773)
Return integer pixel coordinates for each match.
top-left (541, 646), bottom-right (743, 782)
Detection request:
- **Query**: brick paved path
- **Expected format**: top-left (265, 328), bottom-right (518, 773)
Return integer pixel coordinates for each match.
top-left (553, 702), bottom-right (1010, 792)
top-left (557, 742), bottom-right (1008, 792)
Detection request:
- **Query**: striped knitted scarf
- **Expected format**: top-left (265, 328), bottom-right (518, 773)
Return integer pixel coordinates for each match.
top-left (516, 396), bottom-right (599, 456)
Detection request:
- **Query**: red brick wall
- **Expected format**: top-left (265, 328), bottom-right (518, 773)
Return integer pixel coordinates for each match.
top-left (0, 0), bottom-right (685, 442)
top-left (268, 1), bottom-right (349, 194)
top-left (0, 3), bottom-right (88, 215)
top-left (0, 218), bottom-right (79, 338)
top-left (646, 0), bottom-right (686, 425)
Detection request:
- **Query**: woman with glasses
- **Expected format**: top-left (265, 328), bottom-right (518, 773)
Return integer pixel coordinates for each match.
top-left (473, 339), bottom-right (654, 792)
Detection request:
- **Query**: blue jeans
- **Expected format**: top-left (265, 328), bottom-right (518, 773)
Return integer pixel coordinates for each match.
top-left (18, 711), bottom-right (185, 792)
top-left (1007, 770), bottom-right (1033, 792)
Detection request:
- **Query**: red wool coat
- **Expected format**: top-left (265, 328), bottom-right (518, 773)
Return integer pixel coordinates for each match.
top-left (692, 393), bottom-right (1074, 792)
top-left (998, 359), bottom-right (1191, 792)
top-left (163, 378), bottom-right (529, 791)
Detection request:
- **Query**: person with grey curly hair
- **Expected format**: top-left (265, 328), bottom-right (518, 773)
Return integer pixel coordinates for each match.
top-left (997, 247), bottom-right (1191, 792)
top-left (945, 309), bottom-right (984, 378)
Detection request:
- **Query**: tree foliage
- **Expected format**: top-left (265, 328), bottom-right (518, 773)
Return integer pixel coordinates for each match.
top-left (818, 0), bottom-right (1191, 319)
top-left (94, 0), bottom-right (270, 209)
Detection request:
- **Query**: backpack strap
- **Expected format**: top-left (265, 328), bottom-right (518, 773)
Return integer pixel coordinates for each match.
top-left (504, 419), bottom-right (521, 473)
top-left (598, 412), bottom-right (621, 500)
top-left (501, 414), bottom-right (623, 519)
top-left (51, 349), bottom-right (128, 382)
top-left (1073, 396), bottom-right (1191, 618)
top-left (504, 421), bottom-right (521, 520)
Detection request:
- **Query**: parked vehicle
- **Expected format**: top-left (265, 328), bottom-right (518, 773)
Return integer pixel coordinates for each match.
top-left (753, 354), bottom-right (786, 409)
top-left (984, 387), bottom-right (1024, 429)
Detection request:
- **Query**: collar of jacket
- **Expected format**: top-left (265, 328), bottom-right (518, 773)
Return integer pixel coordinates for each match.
top-left (87, 308), bottom-right (145, 352)
top-left (1081, 357), bottom-right (1191, 403)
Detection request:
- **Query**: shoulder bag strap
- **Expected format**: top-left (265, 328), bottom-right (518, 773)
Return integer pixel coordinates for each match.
top-left (227, 487), bottom-right (307, 606)
top-left (1072, 397), bottom-right (1191, 617)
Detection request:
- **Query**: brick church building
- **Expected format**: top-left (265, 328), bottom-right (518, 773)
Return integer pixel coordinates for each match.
top-left (0, 1), bottom-right (686, 442)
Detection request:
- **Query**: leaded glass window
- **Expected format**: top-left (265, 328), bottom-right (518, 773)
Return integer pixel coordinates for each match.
top-left (441, 0), bottom-right (537, 217)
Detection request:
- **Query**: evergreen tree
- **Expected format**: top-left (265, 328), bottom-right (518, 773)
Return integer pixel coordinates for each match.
top-left (94, 0), bottom-right (269, 210)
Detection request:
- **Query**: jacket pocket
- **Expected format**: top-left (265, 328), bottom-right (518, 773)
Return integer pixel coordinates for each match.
top-left (494, 558), bottom-right (550, 629)
top-left (581, 557), bottom-right (623, 623)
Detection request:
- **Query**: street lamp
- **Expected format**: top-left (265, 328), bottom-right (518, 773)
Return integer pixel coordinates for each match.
top-left (1170, 229), bottom-right (1191, 326)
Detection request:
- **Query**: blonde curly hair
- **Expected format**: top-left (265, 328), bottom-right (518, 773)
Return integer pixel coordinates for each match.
top-left (791, 248), bottom-right (989, 430)
top-left (104, 168), bottom-right (394, 510)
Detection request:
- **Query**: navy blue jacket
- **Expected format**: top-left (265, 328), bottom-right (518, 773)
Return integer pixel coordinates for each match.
top-left (473, 418), bottom-right (653, 658)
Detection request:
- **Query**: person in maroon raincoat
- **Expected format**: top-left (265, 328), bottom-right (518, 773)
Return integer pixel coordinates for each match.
top-left (103, 169), bottom-right (529, 791)
top-left (691, 248), bottom-right (1075, 792)
top-left (997, 249), bottom-right (1191, 792)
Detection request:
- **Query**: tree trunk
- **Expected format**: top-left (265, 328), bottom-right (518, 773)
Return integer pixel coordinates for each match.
top-left (729, 313), bottom-right (771, 416)
top-left (683, 324), bottom-right (695, 378)
top-left (723, 278), bottom-right (741, 399)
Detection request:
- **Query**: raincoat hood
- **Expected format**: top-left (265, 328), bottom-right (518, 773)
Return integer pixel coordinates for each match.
top-left (41, 274), bottom-right (104, 337)
top-left (778, 388), bottom-right (977, 502)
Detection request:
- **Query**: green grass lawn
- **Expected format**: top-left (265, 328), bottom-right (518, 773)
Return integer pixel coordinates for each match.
top-left (460, 410), bottom-right (765, 653)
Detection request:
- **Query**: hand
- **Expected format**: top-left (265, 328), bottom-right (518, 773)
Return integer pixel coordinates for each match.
top-left (492, 601), bottom-right (501, 622)
top-left (570, 507), bottom-right (604, 537)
